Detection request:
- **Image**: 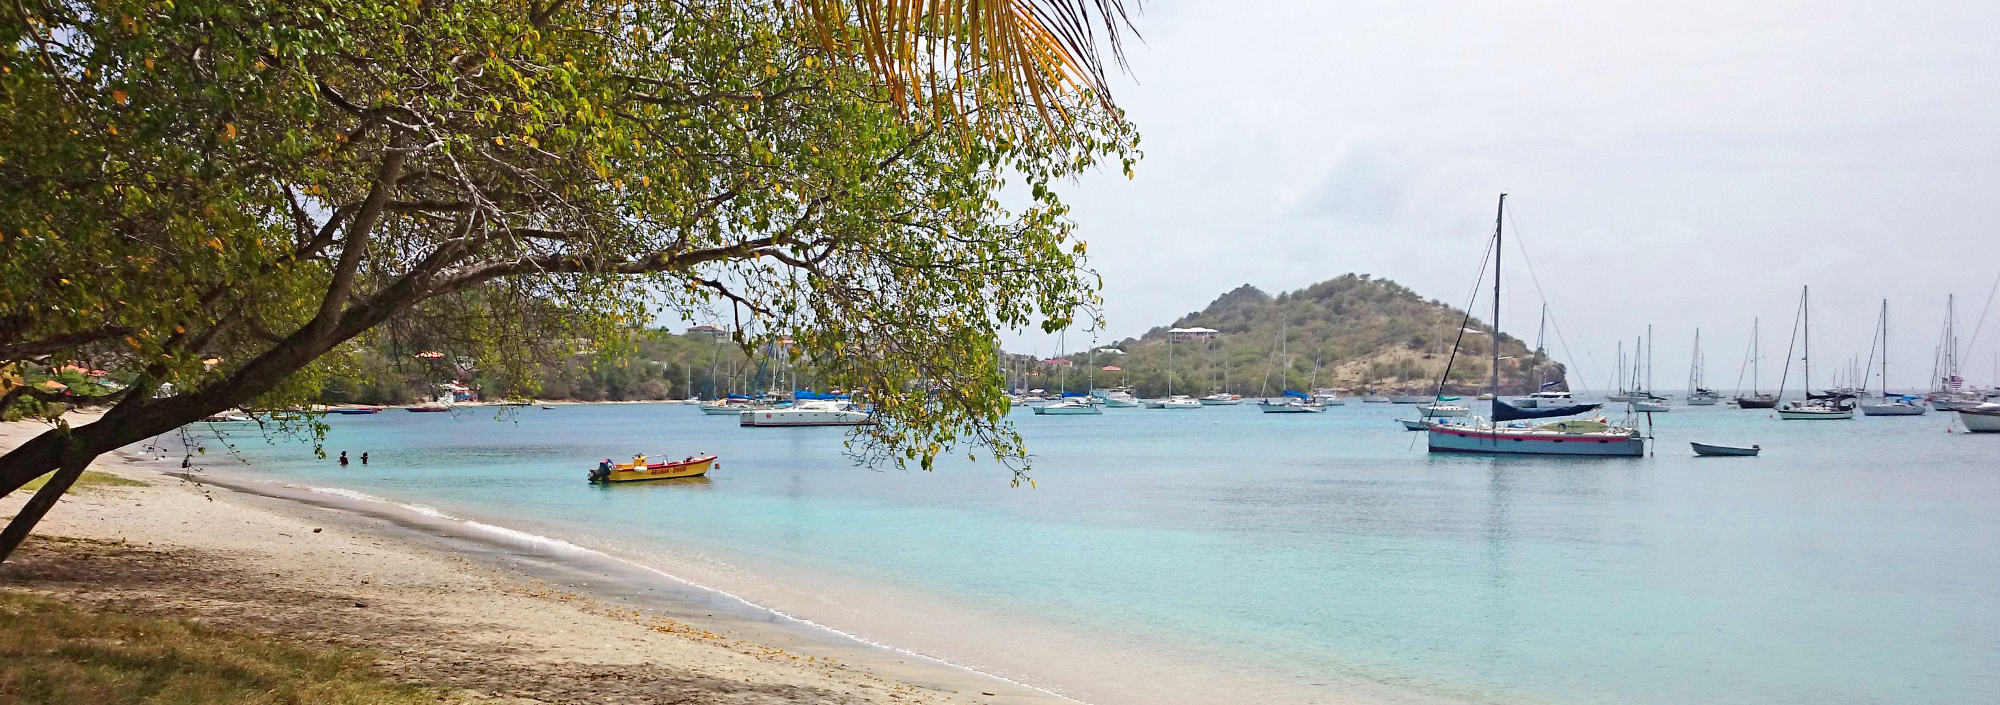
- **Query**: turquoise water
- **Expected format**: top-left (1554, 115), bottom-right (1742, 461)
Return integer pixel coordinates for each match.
top-left (174, 402), bottom-right (2000, 704)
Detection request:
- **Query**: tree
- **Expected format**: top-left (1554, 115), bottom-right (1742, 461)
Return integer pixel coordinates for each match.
top-left (0, 0), bottom-right (1138, 561)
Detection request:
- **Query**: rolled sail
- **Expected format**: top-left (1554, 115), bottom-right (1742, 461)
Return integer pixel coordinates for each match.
top-left (1491, 398), bottom-right (1601, 421)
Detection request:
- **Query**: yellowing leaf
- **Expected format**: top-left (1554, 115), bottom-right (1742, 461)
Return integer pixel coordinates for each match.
top-left (112, 89), bottom-right (128, 105)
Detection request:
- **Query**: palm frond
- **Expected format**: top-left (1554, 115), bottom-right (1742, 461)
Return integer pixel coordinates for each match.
top-left (795, 0), bottom-right (1139, 128)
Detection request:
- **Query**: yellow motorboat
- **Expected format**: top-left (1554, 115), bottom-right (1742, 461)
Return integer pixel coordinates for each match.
top-left (589, 454), bottom-right (716, 483)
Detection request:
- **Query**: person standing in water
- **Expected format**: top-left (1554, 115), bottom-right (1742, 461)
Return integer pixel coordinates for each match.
top-left (360, 452), bottom-right (369, 466)
top-left (338, 451), bottom-right (349, 467)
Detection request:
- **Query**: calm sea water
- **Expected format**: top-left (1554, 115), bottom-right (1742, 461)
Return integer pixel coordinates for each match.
top-left (169, 401), bottom-right (2000, 705)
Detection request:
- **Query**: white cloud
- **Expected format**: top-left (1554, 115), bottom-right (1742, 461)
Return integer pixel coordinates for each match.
top-left (1003, 0), bottom-right (2000, 391)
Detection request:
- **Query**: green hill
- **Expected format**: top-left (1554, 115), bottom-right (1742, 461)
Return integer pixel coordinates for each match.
top-left (1054, 274), bottom-right (1564, 398)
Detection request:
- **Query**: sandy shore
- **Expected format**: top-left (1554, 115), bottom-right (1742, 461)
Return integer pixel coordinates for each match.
top-left (0, 415), bottom-right (1067, 705)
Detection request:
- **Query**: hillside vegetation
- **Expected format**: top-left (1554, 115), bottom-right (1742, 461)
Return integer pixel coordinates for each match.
top-left (1067, 274), bottom-right (1564, 398)
top-left (305, 275), bottom-right (1563, 404)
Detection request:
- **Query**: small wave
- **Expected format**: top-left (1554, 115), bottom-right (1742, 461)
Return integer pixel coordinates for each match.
top-left (461, 521), bottom-right (594, 553)
top-left (305, 486), bottom-right (389, 503)
top-left (399, 503), bottom-right (458, 520)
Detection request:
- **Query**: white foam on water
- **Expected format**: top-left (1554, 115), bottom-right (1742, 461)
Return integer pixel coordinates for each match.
top-left (304, 486), bottom-right (389, 503)
top-left (399, 503), bottom-right (457, 520)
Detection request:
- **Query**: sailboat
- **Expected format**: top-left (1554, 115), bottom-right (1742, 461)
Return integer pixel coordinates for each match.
top-left (1928, 295), bottom-right (1984, 410)
top-left (1859, 299), bottom-right (1927, 416)
top-left (1259, 315), bottom-right (1323, 413)
top-left (1734, 318), bottom-right (1778, 408)
top-left (1606, 340), bottom-right (1631, 402)
top-left (1033, 333), bottom-right (1102, 415)
top-left (1425, 194), bottom-right (1642, 456)
top-left (1686, 329), bottom-right (1721, 405)
top-left (1631, 327), bottom-right (1670, 412)
top-left (1509, 305), bottom-right (1564, 408)
top-left (1146, 330), bottom-right (1203, 409)
top-left (1776, 286), bottom-right (1854, 420)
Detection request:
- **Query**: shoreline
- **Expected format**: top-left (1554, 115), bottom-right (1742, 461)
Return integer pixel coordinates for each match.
top-left (0, 415), bottom-right (1077, 705)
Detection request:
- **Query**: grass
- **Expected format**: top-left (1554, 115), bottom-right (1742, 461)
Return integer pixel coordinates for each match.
top-left (20, 471), bottom-right (147, 492)
top-left (0, 591), bottom-right (442, 705)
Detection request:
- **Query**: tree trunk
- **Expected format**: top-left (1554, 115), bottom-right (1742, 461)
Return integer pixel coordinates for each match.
top-left (0, 431), bottom-right (92, 564)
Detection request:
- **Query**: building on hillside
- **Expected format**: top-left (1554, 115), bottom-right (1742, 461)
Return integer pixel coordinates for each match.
top-left (687, 324), bottom-right (727, 338)
top-left (1168, 327), bottom-right (1219, 343)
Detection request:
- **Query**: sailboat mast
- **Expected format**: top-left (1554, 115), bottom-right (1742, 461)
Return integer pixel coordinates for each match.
top-left (1534, 304), bottom-right (1547, 391)
top-left (1804, 286), bottom-right (1813, 396)
top-left (1491, 193), bottom-right (1505, 407)
top-left (1752, 318), bottom-right (1760, 394)
top-left (1690, 329), bottom-right (1701, 392)
top-left (1881, 299), bottom-right (1890, 398)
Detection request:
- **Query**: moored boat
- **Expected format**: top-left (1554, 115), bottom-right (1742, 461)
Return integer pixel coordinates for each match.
top-left (1958, 404), bottom-right (2000, 432)
top-left (1735, 394), bottom-right (1778, 409)
top-left (405, 403), bottom-right (451, 412)
top-left (589, 454), bottom-right (715, 483)
top-left (331, 406), bottom-right (383, 415)
top-left (1422, 194), bottom-right (1640, 457)
top-left (1860, 398), bottom-right (1927, 416)
top-left (1257, 397), bottom-right (1323, 413)
top-left (1777, 401), bottom-right (1853, 420)
top-left (1691, 442), bottom-right (1759, 457)
top-left (1032, 400), bottom-right (1103, 415)
top-left (1773, 286), bottom-right (1853, 421)
top-left (1390, 395), bottom-right (1435, 404)
top-left (1093, 389), bottom-right (1141, 408)
top-left (1419, 403), bottom-right (1470, 418)
top-left (1147, 395), bottom-right (1203, 409)
top-left (1198, 393), bottom-right (1243, 405)
top-left (739, 400), bottom-right (871, 426)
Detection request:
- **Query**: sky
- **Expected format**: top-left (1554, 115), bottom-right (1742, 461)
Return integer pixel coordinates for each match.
top-left (995, 0), bottom-right (2000, 393)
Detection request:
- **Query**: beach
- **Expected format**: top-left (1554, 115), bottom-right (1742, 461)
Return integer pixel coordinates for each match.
top-left (0, 414), bottom-right (1066, 705)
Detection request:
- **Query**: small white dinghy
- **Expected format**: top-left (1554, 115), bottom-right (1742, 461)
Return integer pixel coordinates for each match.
top-left (1691, 442), bottom-right (1760, 457)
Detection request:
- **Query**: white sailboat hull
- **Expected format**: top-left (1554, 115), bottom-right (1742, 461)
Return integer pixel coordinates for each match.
top-left (1859, 403), bottom-right (1927, 416)
top-left (1957, 406), bottom-right (2000, 432)
top-left (740, 404), bottom-right (871, 426)
top-left (1419, 404), bottom-right (1470, 418)
top-left (1032, 403), bottom-right (1102, 415)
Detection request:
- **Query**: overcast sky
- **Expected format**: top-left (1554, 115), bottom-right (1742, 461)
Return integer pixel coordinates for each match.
top-left (996, 0), bottom-right (2000, 393)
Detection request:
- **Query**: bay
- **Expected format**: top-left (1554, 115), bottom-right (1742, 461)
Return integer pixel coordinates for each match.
top-left (171, 401), bottom-right (2000, 705)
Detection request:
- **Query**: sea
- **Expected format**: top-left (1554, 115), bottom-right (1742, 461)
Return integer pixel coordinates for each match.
top-left (157, 399), bottom-right (2000, 705)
